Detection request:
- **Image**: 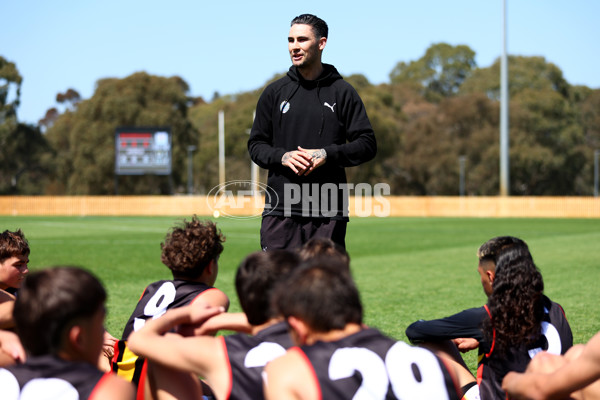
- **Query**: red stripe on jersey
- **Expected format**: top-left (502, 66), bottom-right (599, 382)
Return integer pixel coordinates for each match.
top-left (476, 363), bottom-right (483, 386)
top-left (219, 336), bottom-right (234, 399)
top-left (291, 346), bottom-right (323, 400)
top-left (483, 304), bottom-right (496, 357)
top-left (136, 359), bottom-right (148, 400)
top-left (138, 286), bottom-right (149, 302)
top-left (89, 373), bottom-right (112, 400)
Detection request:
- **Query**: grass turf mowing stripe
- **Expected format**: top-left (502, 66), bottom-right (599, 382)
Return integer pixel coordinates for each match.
top-left (1, 216), bottom-right (598, 346)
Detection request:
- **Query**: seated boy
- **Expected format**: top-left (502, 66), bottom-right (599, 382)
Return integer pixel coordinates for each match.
top-left (0, 266), bottom-right (134, 399)
top-left (264, 259), bottom-right (461, 399)
top-left (128, 250), bottom-right (300, 400)
top-left (0, 229), bottom-right (30, 330)
top-left (111, 216), bottom-right (229, 395)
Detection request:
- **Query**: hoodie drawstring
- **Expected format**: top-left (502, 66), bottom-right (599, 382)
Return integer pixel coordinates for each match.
top-left (316, 83), bottom-right (324, 136)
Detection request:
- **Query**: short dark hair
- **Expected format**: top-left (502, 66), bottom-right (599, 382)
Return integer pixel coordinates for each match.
top-left (235, 250), bottom-right (299, 326)
top-left (0, 229), bottom-right (30, 263)
top-left (298, 237), bottom-right (350, 271)
top-left (273, 259), bottom-right (362, 332)
top-left (477, 236), bottom-right (531, 266)
top-left (160, 216), bottom-right (225, 279)
top-left (14, 266), bottom-right (106, 356)
top-left (291, 14), bottom-right (328, 39)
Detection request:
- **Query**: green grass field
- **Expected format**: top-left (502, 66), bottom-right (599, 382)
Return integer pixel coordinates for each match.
top-left (2, 215), bottom-right (598, 370)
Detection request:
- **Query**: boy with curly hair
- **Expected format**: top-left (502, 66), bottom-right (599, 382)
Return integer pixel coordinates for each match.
top-left (111, 216), bottom-right (229, 396)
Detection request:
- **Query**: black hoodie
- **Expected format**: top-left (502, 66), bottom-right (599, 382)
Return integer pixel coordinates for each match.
top-left (248, 64), bottom-right (377, 219)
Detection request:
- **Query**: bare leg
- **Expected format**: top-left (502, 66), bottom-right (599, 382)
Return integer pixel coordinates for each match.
top-left (420, 340), bottom-right (477, 389)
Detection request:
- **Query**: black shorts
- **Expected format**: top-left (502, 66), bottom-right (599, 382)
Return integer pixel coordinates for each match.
top-left (260, 215), bottom-right (347, 251)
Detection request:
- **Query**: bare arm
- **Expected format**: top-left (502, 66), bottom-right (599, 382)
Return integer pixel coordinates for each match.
top-left (0, 329), bottom-right (25, 366)
top-left (195, 312), bottom-right (251, 336)
top-left (263, 349), bottom-right (317, 400)
top-left (144, 361), bottom-right (203, 400)
top-left (127, 303), bottom-right (225, 377)
top-left (93, 374), bottom-right (136, 400)
top-left (98, 330), bottom-right (117, 372)
top-left (193, 288), bottom-right (230, 312)
top-left (0, 290), bottom-right (15, 329)
top-left (503, 331), bottom-right (600, 399)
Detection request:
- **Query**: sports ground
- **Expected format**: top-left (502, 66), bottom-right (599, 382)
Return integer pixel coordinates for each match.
top-left (2, 215), bottom-right (597, 364)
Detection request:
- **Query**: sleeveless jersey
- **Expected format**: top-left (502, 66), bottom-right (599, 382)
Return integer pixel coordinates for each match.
top-left (112, 279), bottom-right (214, 394)
top-left (0, 355), bottom-right (108, 399)
top-left (121, 279), bottom-right (214, 340)
top-left (296, 328), bottom-right (461, 399)
top-left (477, 296), bottom-right (573, 400)
top-left (222, 321), bottom-right (293, 400)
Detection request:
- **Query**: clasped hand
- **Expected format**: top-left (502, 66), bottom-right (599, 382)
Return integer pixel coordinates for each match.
top-left (281, 146), bottom-right (326, 176)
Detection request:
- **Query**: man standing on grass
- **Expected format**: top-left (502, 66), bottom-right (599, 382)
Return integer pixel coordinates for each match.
top-left (248, 13), bottom-right (377, 251)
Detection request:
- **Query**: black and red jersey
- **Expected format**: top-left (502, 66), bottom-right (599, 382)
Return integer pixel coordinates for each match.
top-left (121, 279), bottom-right (214, 340)
top-left (296, 328), bottom-right (461, 399)
top-left (477, 296), bottom-right (573, 399)
top-left (221, 321), bottom-right (293, 400)
top-left (406, 295), bottom-right (572, 400)
top-left (112, 279), bottom-right (215, 397)
top-left (0, 355), bottom-right (108, 399)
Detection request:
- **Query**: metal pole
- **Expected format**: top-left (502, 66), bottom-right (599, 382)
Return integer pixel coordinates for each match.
top-left (459, 156), bottom-right (467, 196)
top-left (187, 145), bottom-right (196, 195)
top-left (218, 110), bottom-right (225, 185)
top-left (499, 0), bottom-right (510, 196)
top-left (594, 150), bottom-right (599, 197)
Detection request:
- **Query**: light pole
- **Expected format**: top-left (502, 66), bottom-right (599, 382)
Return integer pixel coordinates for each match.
top-left (499, 0), bottom-right (510, 196)
top-left (218, 110), bottom-right (225, 186)
top-left (594, 149), bottom-right (599, 197)
top-left (459, 156), bottom-right (467, 196)
top-left (187, 145), bottom-right (197, 195)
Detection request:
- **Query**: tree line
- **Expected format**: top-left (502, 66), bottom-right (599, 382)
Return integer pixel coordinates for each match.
top-left (1, 43), bottom-right (599, 196)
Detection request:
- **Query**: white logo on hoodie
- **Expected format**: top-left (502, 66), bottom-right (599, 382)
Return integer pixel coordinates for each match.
top-left (324, 102), bottom-right (336, 113)
top-left (280, 101), bottom-right (290, 114)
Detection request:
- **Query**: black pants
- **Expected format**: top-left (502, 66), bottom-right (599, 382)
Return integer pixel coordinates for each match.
top-left (260, 215), bottom-right (347, 251)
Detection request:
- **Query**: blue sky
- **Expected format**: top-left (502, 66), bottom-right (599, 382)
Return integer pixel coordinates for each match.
top-left (3, 0), bottom-right (599, 125)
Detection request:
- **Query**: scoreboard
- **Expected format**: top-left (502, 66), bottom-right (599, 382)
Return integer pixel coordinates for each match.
top-left (115, 127), bottom-right (171, 175)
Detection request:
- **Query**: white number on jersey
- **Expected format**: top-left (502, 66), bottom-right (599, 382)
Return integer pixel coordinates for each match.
top-left (133, 281), bottom-right (177, 332)
top-left (328, 341), bottom-right (451, 400)
top-left (244, 342), bottom-right (287, 368)
top-left (329, 347), bottom-right (389, 399)
top-left (0, 369), bottom-right (79, 400)
top-left (528, 321), bottom-right (561, 358)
